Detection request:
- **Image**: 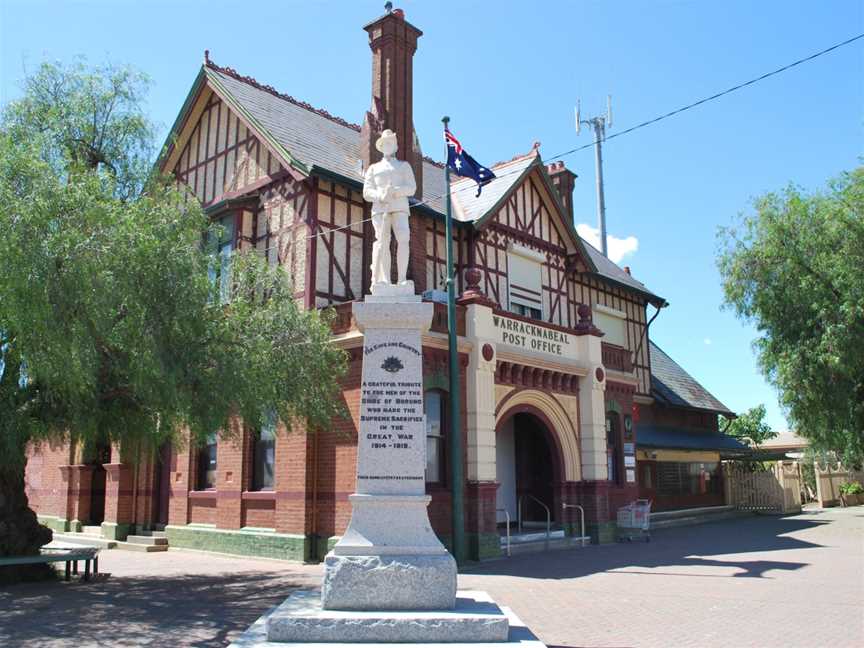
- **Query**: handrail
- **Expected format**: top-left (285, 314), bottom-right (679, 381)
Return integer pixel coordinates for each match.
top-left (517, 494), bottom-right (551, 545)
top-left (495, 508), bottom-right (511, 556)
top-left (562, 502), bottom-right (587, 547)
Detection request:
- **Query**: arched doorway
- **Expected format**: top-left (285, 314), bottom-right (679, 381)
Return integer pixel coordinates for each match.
top-left (496, 410), bottom-right (563, 529)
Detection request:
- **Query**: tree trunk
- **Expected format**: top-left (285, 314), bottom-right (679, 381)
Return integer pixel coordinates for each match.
top-left (0, 459), bottom-right (55, 584)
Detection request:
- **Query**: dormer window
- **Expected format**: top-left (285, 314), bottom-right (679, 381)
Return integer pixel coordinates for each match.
top-left (507, 244), bottom-right (544, 321)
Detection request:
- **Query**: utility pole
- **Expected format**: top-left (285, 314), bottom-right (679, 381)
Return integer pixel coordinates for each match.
top-left (576, 96), bottom-right (613, 257)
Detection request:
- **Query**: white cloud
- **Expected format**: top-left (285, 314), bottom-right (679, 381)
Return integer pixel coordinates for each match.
top-left (576, 223), bottom-right (638, 264)
top-left (704, 338), bottom-right (713, 346)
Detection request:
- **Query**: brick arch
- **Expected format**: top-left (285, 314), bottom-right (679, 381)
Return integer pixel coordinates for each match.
top-left (495, 389), bottom-right (581, 482)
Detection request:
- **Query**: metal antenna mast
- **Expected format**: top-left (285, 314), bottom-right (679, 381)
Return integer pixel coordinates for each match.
top-left (575, 96), bottom-right (613, 257)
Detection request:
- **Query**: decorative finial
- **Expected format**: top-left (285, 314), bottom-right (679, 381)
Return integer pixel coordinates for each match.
top-left (204, 49), bottom-right (210, 65)
top-left (384, 1), bottom-right (393, 13)
top-left (532, 140), bottom-right (541, 151)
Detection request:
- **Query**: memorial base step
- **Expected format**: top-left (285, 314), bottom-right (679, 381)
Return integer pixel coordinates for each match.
top-left (229, 590), bottom-right (546, 647)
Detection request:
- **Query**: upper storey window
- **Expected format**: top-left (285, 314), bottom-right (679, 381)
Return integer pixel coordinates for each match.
top-left (593, 304), bottom-right (627, 347)
top-left (507, 245), bottom-right (544, 321)
top-left (207, 214), bottom-right (236, 303)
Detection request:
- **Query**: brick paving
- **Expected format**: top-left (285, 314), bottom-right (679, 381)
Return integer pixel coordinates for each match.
top-left (1, 507), bottom-right (861, 647)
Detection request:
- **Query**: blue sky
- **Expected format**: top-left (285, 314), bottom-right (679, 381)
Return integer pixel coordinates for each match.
top-left (2, 0), bottom-right (862, 431)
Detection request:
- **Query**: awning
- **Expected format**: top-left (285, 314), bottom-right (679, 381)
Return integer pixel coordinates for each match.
top-left (637, 424), bottom-right (750, 456)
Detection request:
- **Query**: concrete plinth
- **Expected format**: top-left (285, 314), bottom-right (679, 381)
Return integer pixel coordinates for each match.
top-left (266, 590), bottom-right (508, 644)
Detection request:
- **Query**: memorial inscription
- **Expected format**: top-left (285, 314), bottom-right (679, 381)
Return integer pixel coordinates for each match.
top-left (355, 329), bottom-right (427, 496)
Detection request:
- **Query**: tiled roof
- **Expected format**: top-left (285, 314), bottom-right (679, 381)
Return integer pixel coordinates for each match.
top-left (649, 341), bottom-right (734, 415)
top-left (200, 61), bottom-right (661, 301)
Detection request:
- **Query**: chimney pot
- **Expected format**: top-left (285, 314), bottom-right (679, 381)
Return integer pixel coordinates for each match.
top-left (624, 266), bottom-right (631, 275)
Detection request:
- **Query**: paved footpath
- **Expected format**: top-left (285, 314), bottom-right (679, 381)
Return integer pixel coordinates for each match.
top-left (1, 507), bottom-right (861, 647)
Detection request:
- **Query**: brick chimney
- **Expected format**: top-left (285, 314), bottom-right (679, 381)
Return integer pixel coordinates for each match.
top-left (546, 161), bottom-right (577, 223)
top-left (360, 6), bottom-right (423, 198)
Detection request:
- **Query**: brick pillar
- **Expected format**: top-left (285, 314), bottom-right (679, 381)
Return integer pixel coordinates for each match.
top-left (275, 423), bottom-right (313, 558)
top-left (566, 480), bottom-right (614, 543)
top-left (102, 463), bottom-right (133, 540)
top-left (465, 481), bottom-right (499, 560)
top-left (216, 430), bottom-right (244, 530)
top-left (64, 465), bottom-right (95, 530)
top-left (168, 440), bottom-right (192, 527)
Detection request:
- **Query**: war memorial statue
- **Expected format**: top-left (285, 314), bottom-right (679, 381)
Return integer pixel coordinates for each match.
top-left (234, 129), bottom-right (532, 646)
top-left (363, 128), bottom-right (417, 295)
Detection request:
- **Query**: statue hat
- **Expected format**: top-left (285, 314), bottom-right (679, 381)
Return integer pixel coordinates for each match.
top-left (375, 129), bottom-right (398, 153)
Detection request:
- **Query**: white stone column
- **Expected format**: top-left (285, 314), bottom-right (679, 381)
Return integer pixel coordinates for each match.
top-left (321, 295), bottom-right (457, 611)
top-left (464, 302), bottom-right (498, 483)
top-left (578, 335), bottom-right (608, 481)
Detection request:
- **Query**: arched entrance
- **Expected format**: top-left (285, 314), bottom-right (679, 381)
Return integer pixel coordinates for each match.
top-left (496, 411), bottom-right (561, 528)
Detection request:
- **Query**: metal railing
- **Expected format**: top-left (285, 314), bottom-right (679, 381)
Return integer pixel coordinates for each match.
top-left (495, 507), bottom-right (511, 556)
top-left (562, 502), bottom-right (588, 547)
top-left (517, 494), bottom-right (551, 547)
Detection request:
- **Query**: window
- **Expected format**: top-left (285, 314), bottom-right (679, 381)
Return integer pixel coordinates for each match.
top-left (252, 414), bottom-right (277, 491)
top-left (197, 433), bottom-right (217, 490)
top-left (510, 303), bottom-right (543, 320)
top-left (207, 215), bottom-right (235, 302)
top-left (606, 412), bottom-right (622, 485)
top-left (593, 305), bottom-right (627, 347)
top-left (425, 390), bottom-right (446, 484)
top-left (507, 246), bottom-right (543, 320)
top-left (656, 462), bottom-right (722, 497)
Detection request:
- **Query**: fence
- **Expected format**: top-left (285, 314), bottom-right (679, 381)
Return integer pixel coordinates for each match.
top-left (723, 462), bottom-right (802, 514)
top-left (814, 464), bottom-right (864, 507)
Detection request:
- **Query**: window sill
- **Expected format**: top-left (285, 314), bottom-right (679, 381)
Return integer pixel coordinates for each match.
top-left (188, 490), bottom-right (217, 500)
top-left (241, 490), bottom-right (276, 501)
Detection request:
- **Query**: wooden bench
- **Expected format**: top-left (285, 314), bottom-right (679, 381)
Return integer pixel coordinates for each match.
top-left (0, 548), bottom-right (100, 581)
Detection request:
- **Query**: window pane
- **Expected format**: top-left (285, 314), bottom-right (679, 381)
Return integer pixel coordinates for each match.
top-left (424, 391), bottom-right (443, 483)
top-left (253, 415), bottom-right (277, 491)
top-left (198, 433), bottom-right (217, 490)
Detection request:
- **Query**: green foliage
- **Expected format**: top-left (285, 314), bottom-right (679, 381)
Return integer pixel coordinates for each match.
top-left (839, 481), bottom-right (864, 496)
top-left (724, 404), bottom-right (777, 449)
top-left (717, 168), bottom-right (864, 467)
top-left (0, 59), bottom-right (346, 468)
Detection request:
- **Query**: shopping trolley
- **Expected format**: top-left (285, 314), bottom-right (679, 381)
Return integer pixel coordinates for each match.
top-left (616, 499), bottom-right (652, 542)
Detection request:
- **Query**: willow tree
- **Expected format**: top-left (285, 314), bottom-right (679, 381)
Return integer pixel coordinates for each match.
top-left (717, 168), bottom-right (864, 467)
top-left (0, 61), bottom-right (345, 582)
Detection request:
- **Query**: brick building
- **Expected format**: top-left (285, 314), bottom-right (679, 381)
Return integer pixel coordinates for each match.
top-left (24, 6), bottom-right (746, 561)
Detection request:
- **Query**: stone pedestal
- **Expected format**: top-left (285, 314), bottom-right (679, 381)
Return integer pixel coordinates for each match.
top-left (321, 296), bottom-right (457, 611)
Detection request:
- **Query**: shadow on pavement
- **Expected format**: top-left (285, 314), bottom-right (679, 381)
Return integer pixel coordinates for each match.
top-left (0, 570), bottom-right (314, 647)
top-left (466, 513), bottom-right (830, 581)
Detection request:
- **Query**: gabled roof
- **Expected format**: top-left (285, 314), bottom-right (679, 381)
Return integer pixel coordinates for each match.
top-left (649, 341), bottom-right (734, 416)
top-left (163, 59), bottom-right (662, 302)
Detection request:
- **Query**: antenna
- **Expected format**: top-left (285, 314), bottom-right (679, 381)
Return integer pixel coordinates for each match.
top-left (574, 100), bottom-right (581, 136)
top-left (573, 96), bottom-right (613, 257)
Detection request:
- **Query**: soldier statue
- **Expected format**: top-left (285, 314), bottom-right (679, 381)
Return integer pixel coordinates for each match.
top-left (362, 129), bottom-right (417, 294)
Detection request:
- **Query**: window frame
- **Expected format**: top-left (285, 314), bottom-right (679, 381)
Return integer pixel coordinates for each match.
top-left (605, 411), bottom-right (623, 486)
top-left (196, 432), bottom-right (218, 491)
top-left (424, 389), bottom-right (447, 486)
top-left (251, 414), bottom-right (277, 492)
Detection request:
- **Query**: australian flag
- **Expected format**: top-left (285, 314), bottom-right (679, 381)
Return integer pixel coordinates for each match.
top-left (445, 128), bottom-right (496, 197)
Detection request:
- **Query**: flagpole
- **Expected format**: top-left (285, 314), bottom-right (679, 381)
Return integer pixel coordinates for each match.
top-left (442, 115), bottom-right (466, 566)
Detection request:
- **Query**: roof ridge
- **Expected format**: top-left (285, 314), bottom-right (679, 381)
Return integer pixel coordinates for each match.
top-left (205, 57), bottom-right (362, 133)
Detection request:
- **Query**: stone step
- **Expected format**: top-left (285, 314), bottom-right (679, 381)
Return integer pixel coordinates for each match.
top-left (125, 535), bottom-right (168, 546)
top-left (650, 505), bottom-right (735, 521)
top-left (80, 525), bottom-right (103, 537)
top-left (650, 509), bottom-right (751, 530)
top-left (506, 537), bottom-right (584, 556)
top-left (51, 534), bottom-right (117, 550)
top-left (114, 540), bottom-right (168, 553)
top-left (506, 529), bottom-right (566, 545)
